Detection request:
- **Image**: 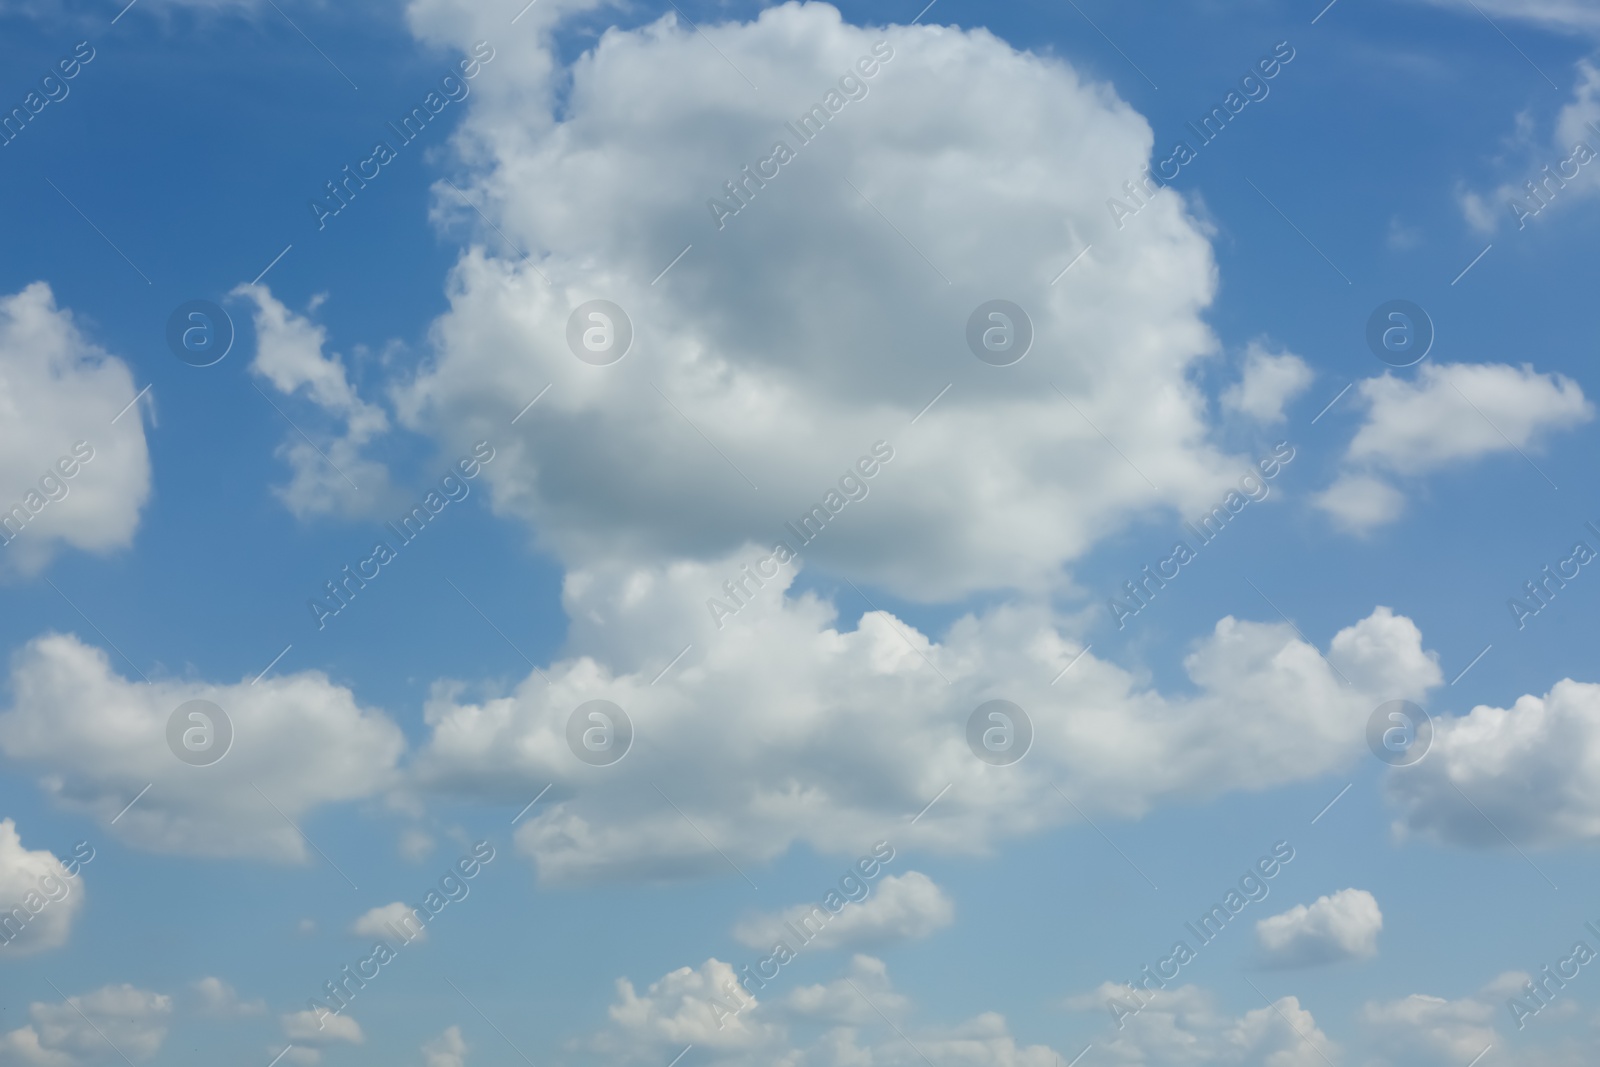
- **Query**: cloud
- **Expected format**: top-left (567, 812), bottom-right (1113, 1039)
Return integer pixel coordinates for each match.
top-left (0, 985), bottom-right (170, 1067)
top-left (594, 958), bottom-right (780, 1057)
top-left (1387, 678), bottom-right (1600, 847)
top-left (192, 976), bottom-right (266, 1017)
top-left (420, 1027), bottom-right (466, 1067)
top-left (409, 542), bottom-right (1441, 884)
top-left (0, 819), bottom-right (83, 956)
top-left (1256, 888), bottom-right (1382, 967)
top-left (1358, 975), bottom-right (1516, 1067)
top-left (1067, 982), bottom-right (1336, 1066)
top-left (389, 0), bottom-right (1297, 604)
top-left (1221, 342), bottom-right (1313, 424)
top-left (1317, 362), bottom-right (1590, 531)
top-left (0, 282), bottom-right (151, 576)
top-left (281, 1010), bottom-right (363, 1046)
top-left (0, 632), bottom-right (405, 861)
top-left (779, 954), bottom-right (909, 1024)
top-left (1413, 0), bottom-right (1600, 36)
top-left (233, 284), bottom-right (394, 520)
top-left (352, 901), bottom-right (427, 942)
top-left (733, 871), bottom-right (953, 950)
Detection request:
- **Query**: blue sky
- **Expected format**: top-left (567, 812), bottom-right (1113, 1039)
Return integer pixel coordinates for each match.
top-left (3, 0), bottom-right (1600, 1065)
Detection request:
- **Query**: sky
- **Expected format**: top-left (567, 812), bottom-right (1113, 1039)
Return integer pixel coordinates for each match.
top-left (2, 0), bottom-right (1600, 1064)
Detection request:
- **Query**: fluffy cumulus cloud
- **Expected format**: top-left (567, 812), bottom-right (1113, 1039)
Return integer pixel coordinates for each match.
top-left (0, 984), bottom-right (171, 1067)
top-left (0, 819), bottom-right (84, 955)
top-left (421, 1027), bottom-right (467, 1067)
top-left (1317, 362), bottom-right (1590, 532)
top-left (391, 0), bottom-right (1289, 604)
top-left (1387, 678), bottom-right (1600, 847)
top-left (733, 870), bottom-right (953, 949)
top-left (0, 282), bottom-right (151, 576)
top-left (408, 544), bottom-right (1442, 884)
top-left (0, 633), bottom-right (405, 861)
top-left (591, 953), bottom-right (1057, 1066)
top-left (234, 284), bottom-right (395, 520)
top-left (192, 976), bottom-right (265, 1017)
top-left (1065, 982), bottom-right (1336, 1066)
top-left (1221, 342), bottom-right (1313, 424)
top-left (281, 1009), bottom-right (363, 1046)
top-left (352, 901), bottom-right (427, 942)
top-left (1255, 888), bottom-right (1382, 968)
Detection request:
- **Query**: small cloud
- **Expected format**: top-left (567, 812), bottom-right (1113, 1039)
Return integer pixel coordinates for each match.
top-left (1220, 341), bottom-right (1314, 424)
top-left (1313, 473), bottom-right (1406, 534)
top-left (193, 977), bottom-right (266, 1017)
top-left (1256, 888), bottom-right (1382, 968)
top-left (421, 1026), bottom-right (467, 1067)
top-left (352, 901), bottom-right (426, 943)
top-left (733, 871), bottom-right (953, 951)
top-left (400, 828), bottom-right (435, 863)
top-left (281, 1010), bottom-right (363, 1046)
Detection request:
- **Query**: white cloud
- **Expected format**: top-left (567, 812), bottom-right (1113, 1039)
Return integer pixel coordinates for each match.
top-left (733, 870), bottom-right (953, 950)
top-left (0, 819), bottom-right (83, 956)
top-left (0, 632), bottom-right (405, 861)
top-left (0, 985), bottom-right (170, 1067)
top-left (1387, 678), bottom-right (1600, 847)
top-left (1312, 473), bottom-right (1406, 535)
top-left (1221, 342), bottom-right (1313, 424)
top-left (1256, 888), bottom-right (1382, 968)
top-left (192, 976), bottom-right (265, 1017)
top-left (389, 0), bottom-right (1295, 604)
top-left (400, 827), bottom-right (435, 862)
top-left (409, 543), bottom-right (1441, 884)
top-left (352, 901), bottom-right (427, 942)
top-left (281, 1010), bottom-right (363, 1046)
top-left (779, 954), bottom-right (908, 1024)
top-left (421, 1027), bottom-right (466, 1067)
top-left (0, 282), bottom-right (151, 576)
top-left (233, 284), bottom-right (394, 520)
top-left (595, 958), bottom-right (780, 1057)
top-left (1317, 362), bottom-right (1590, 531)
top-left (1414, 0), bottom-right (1600, 36)
top-left (1358, 975), bottom-right (1519, 1067)
top-left (1067, 982), bottom-right (1336, 1066)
